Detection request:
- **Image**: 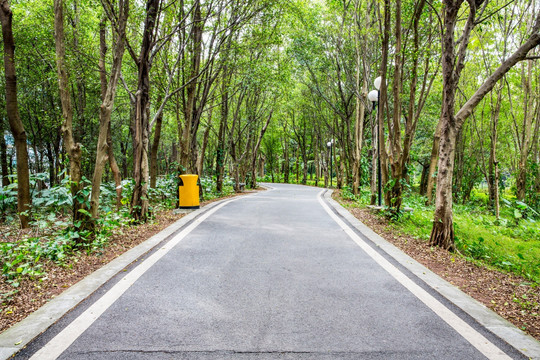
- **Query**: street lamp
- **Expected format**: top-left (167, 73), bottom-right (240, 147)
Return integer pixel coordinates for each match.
top-left (327, 139), bottom-right (334, 188)
top-left (368, 76), bottom-right (382, 206)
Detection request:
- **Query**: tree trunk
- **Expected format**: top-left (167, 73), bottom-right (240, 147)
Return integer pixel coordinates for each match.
top-left (494, 161), bottom-right (500, 219)
top-left (283, 124), bottom-right (289, 183)
top-left (295, 149), bottom-right (299, 184)
top-left (259, 155), bottom-right (265, 178)
top-left (120, 141), bottom-right (128, 179)
top-left (55, 0), bottom-right (95, 230)
top-left (377, 0), bottom-right (391, 205)
top-left (107, 122), bottom-right (123, 210)
top-left (429, 0), bottom-right (467, 250)
top-left (249, 113), bottom-right (272, 189)
top-left (90, 0), bottom-right (128, 219)
top-left (131, 0), bottom-right (160, 222)
top-left (1, 120), bottom-right (9, 187)
top-left (488, 85), bottom-right (502, 211)
top-left (352, 10), bottom-right (367, 195)
top-left (323, 148), bottom-right (329, 188)
top-left (314, 139), bottom-right (319, 187)
top-left (150, 97), bottom-right (164, 188)
top-left (370, 108), bottom-right (378, 204)
top-left (337, 157), bottom-right (345, 189)
top-left (197, 120), bottom-right (211, 178)
top-left (301, 149), bottom-right (308, 185)
top-left (46, 144), bottom-right (55, 188)
top-left (215, 77), bottom-right (228, 193)
top-left (426, 120), bottom-right (442, 204)
top-left (2, 0), bottom-right (31, 228)
top-left (99, 15), bottom-right (122, 210)
top-left (516, 61), bottom-right (535, 201)
top-left (387, 0), bottom-right (404, 211)
top-left (430, 123), bottom-right (457, 250)
top-left (419, 161), bottom-right (429, 196)
top-left (399, 0), bottom-right (428, 200)
top-left (179, 0), bottom-right (202, 173)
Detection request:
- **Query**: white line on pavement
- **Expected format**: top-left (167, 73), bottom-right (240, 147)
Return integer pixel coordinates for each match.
top-left (318, 190), bottom-right (511, 360)
top-left (29, 198), bottom-right (238, 360)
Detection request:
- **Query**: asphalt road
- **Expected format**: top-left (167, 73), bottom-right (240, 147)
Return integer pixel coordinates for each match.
top-left (13, 184), bottom-right (527, 359)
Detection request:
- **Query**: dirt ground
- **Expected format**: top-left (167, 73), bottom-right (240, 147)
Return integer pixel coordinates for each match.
top-left (336, 194), bottom-right (539, 342)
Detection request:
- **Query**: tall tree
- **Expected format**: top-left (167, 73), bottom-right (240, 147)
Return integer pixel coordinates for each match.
top-left (351, 0), bottom-right (369, 195)
top-left (130, 0), bottom-right (161, 222)
top-left (1, 0), bottom-right (31, 228)
top-left (149, 94), bottom-right (163, 189)
top-left (89, 0), bottom-right (129, 220)
top-left (0, 119), bottom-right (9, 187)
top-left (430, 1), bottom-right (540, 250)
top-left (100, 17), bottom-right (123, 210)
top-left (54, 0), bottom-right (90, 228)
top-left (516, 59), bottom-right (537, 201)
top-left (179, 0), bottom-right (202, 173)
top-left (215, 71), bottom-right (230, 193)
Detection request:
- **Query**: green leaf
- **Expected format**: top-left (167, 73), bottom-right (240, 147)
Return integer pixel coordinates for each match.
top-left (78, 209), bottom-right (91, 216)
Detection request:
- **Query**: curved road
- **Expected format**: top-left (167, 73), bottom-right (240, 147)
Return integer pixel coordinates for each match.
top-left (11, 184), bottom-right (530, 359)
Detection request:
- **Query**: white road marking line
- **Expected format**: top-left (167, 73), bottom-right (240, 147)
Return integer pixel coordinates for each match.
top-left (318, 191), bottom-right (511, 360)
top-left (30, 198), bottom-right (238, 360)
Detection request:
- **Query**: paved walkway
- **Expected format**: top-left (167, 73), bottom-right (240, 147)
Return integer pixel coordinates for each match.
top-left (6, 184), bottom-right (535, 359)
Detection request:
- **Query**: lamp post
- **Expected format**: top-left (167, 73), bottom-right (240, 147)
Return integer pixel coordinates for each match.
top-left (368, 76), bottom-right (382, 206)
top-left (327, 139), bottom-right (334, 188)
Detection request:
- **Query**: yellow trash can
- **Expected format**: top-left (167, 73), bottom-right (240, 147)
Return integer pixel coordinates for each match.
top-left (179, 174), bottom-right (200, 209)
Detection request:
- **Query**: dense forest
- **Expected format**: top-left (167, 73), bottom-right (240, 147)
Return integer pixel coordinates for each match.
top-left (1, 0), bottom-right (540, 255)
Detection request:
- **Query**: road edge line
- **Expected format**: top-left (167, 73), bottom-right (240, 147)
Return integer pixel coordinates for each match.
top-left (322, 189), bottom-right (540, 360)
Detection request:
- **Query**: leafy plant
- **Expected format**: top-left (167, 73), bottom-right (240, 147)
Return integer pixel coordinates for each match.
top-left (502, 198), bottom-right (539, 224)
top-left (0, 181), bottom-right (18, 220)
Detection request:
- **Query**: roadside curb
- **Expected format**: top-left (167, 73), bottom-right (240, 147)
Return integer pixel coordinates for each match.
top-left (323, 190), bottom-right (540, 359)
top-left (0, 196), bottom-right (238, 360)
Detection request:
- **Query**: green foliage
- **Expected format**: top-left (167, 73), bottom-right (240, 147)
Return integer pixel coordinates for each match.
top-left (1, 239), bottom-right (45, 288)
top-left (340, 186), bottom-right (357, 201)
top-left (341, 185), bottom-right (371, 204)
top-left (201, 176), bottom-right (234, 201)
top-left (148, 175), bottom-right (178, 209)
top-left (0, 179), bottom-right (18, 221)
top-left (501, 198), bottom-right (540, 223)
top-left (31, 174), bottom-right (75, 214)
